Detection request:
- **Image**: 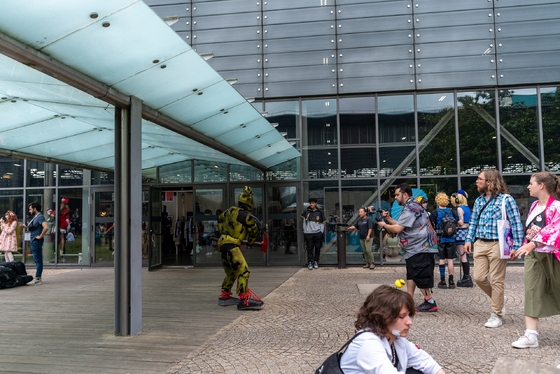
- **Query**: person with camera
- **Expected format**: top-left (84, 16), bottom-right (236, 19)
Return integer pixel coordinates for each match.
top-left (347, 208), bottom-right (375, 269)
top-left (377, 184), bottom-right (439, 313)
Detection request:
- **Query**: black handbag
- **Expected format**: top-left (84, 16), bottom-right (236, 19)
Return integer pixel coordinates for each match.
top-left (315, 331), bottom-right (366, 374)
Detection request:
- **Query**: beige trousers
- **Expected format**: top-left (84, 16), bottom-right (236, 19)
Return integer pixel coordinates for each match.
top-left (473, 239), bottom-right (508, 317)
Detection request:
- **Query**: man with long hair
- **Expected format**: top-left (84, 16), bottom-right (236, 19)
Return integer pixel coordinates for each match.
top-left (464, 169), bottom-right (523, 328)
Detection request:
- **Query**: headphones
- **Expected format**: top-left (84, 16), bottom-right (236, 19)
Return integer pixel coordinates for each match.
top-left (452, 193), bottom-right (460, 205)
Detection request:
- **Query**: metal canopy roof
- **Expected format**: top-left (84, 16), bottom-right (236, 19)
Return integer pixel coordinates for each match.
top-left (0, 0), bottom-right (300, 172)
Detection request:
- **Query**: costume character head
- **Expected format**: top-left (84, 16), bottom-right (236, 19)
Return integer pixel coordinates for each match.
top-left (238, 186), bottom-right (254, 211)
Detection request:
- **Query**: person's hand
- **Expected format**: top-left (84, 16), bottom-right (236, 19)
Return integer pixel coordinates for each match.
top-left (464, 242), bottom-right (472, 255)
top-left (381, 210), bottom-right (389, 218)
top-left (511, 242), bottom-right (536, 260)
top-left (366, 235), bottom-right (370, 242)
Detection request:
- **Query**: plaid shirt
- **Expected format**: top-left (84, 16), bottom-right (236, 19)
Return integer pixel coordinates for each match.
top-left (466, 193), bottom-right (524, 249)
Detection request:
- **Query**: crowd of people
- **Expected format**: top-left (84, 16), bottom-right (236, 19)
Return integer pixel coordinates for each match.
top-left (311, 169), bottom-right (559, 373)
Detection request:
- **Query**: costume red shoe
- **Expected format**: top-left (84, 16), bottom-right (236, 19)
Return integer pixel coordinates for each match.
top-left (237, 288), bottom-right (264, 310)
top-left (218, 290), bottom-right (239, 306)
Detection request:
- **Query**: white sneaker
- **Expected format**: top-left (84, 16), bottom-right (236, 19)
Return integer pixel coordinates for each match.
top-left (484, 313), bottom-right (503, 328)
top-left (29, 277), bottom-right (42, 285)
top-left (512, 335), bottom-right (538, 349)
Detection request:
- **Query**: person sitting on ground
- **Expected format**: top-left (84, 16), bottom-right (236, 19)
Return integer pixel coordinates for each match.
top-left (340, 285), bottom-right (445, 374)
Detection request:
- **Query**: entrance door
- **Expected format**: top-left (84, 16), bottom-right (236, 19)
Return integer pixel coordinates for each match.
top-left (148, 187), bottom-right (162, 270)
top-left (92, 190), bottom-right (115, 265)
top-left (266, 185), bottom-right (300, 265)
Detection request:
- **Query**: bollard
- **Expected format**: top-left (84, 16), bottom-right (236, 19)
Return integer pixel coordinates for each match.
top-left (336, 223), bottom-right (348, 269)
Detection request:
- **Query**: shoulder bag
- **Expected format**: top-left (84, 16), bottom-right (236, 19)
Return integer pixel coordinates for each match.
top-left (498, 195), bottom-right (513, 259)
top-left (315, 331), bottom-right (366, 374)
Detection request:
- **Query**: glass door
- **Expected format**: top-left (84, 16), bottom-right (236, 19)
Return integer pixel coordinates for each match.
top-left (148, 187), bottom-right (162, 270)
top-left (266, 185), bottom-right (300, 265)
top-left (92, 189), bottom-right (115, 265)
top-left (193, 187), bottom-right (223, 266)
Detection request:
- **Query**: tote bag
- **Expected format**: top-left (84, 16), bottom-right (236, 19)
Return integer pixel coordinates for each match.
top-left (498, 195), bottom-right (513, 259)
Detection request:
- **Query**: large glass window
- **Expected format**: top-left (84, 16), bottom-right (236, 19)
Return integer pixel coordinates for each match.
top-left (458, 91), bottom-right (498, 174)
top-left (0, 158), bottom-right (24, 188)
top-left (59, 165), bottom-right (84, 186)
top-left (230, 164), bottom-right (264, 182)
top-left (499, 88), bottom-right (540, 174)
top-left (91, 171), bottom-right (114, 186)
top-left (541, 86), bottom-right (560, 172)
top-left (340, 97), bottom-right (377, 178)
top-left (378, 95), bottom-right (415, 178)
top-left (26, 161), bottom-right (56, 187)
top-left (159, 161), bottom-right (192, 184)
top-left (417, 92), bottom-right (456, 176)
top-left (194, 161), bottom-right (227, 183)
top-left (265, 100), bottom-right (300, 141)
top-left (302, 99), bottom-right (338, 179)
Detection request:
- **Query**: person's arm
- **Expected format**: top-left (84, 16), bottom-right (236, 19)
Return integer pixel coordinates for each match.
top-left (38, 221), bottom-right (49, 239)
top-left (506, 196), bottom-right (524, 250)
top-left (457, 207), bottom-right (464, 226)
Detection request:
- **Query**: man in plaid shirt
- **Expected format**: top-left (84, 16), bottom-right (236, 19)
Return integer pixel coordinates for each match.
top-left (465, 169), bottom-right (524, 328)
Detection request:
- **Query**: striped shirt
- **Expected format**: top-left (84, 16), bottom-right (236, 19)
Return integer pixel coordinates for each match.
top-left (465, 193), bottom-right (524, 249)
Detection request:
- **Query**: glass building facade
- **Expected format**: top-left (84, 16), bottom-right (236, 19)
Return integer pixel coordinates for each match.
top-left (2, 0), bottom-right (560, 268)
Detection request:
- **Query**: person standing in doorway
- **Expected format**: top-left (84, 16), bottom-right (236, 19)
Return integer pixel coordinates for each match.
top-left (0, 210), bottom-right (18, 262)
top-left (22, 202), bottom-right (49, 285)
top-left (301, 197), bottom-right (326, 270)
top-left (347, 207), bottom-right (375, 269)
top-left (378, 184), bottom-right (439, 312)
top-left (59, 197), bottom-right (71, 258)
top-left (464, 169), bottom-right (524, 328)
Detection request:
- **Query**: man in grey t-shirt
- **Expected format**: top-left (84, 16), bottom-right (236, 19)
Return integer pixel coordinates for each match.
top-left (377, 183), bottom-right (438, 312)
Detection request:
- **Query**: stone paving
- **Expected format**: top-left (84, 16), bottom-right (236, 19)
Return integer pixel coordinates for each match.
top-left (169, 266), bottom-right (560, 374)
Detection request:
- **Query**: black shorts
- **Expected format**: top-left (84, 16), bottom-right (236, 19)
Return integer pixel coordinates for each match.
top-left (406, 252), bottom-right (435, 289)
top-left (437, 242), bottom-right (457, 260)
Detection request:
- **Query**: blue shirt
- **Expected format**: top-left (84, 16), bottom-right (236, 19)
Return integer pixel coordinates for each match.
top-left (465, 194), bottom-right (524, 249)
top-left (28, 213), bottom-right (46, 241)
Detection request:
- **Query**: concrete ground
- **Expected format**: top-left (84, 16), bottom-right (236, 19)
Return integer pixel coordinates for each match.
top-left (1, 265), bottom-right (559, 373)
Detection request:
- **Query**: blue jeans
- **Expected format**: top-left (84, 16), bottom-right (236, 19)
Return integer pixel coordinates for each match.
top-left (31, 237), bottom-right (44, 278)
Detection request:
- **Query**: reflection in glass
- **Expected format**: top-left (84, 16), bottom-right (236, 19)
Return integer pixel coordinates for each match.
top-left (265, 100), bottom-right (300, 140)
top-left (26, 161), bottom-right (56, 187)
top-left (267, 185), bottom-right (299, 265)
top-left (230, 164), bottom-right (264, 182)
top-left (378, 95), bottom-right (416, 179)
top-left (59, 165), bottom-right (83, 186)
top-left (541, 86), bottom-right (560, 172)
top-left (25, 189), bottom-right (55, 265)
top-left (194, 160), bottom-right (227, 183)
top-left (302, 98), bottom-right (337, 147)
top-left (417, 93), bottom-right (456, 175)
top-left (304, 149), bottom-right (339, 179)
top-left (91, 171), bottom-right (115, 185)
top-left (0, 158), bottom-right (24, 188)
top-left (159, 161), bottom-right (192, 184)
top-left (458, 91), bottom-right (498, 173)
top-left (499, 88), bottom-right (539, 174)
top-left (266, 158), bottom-right (300, 180)
top-left (339, 97), bottom-right (377, 178)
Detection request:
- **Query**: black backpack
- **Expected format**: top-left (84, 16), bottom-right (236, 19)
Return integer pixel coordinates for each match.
top-left (439, 209), bottom-right (457, 237)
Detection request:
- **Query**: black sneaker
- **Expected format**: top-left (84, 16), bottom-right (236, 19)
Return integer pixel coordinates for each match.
top-left (437, 279), bottom-right (448, 289)
top-left (457, 275), bottom-right (474, 288)
top-left (416, 300), bottom-right (438, 312)
top-left (308, 262), bottom-right (313, 270)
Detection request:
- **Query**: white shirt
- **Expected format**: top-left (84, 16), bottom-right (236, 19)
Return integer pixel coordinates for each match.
top-left (339, 330), bottom-right (442, 374)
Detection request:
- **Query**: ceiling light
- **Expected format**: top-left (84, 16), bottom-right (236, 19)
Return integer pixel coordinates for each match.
top-left (226, 78), bottom-right (238, 85)
top-left (261, 111), bottom-right (268, 116)
top-left (199, 52), bottom-right (214, 61)
top-left (280, 132), bottom-right (287, 137)
top-left (245, 97), bottom-right (255, 103)
top-left (438, 96), bottom-right (446, 102)
top-left (401, 136), bottom-right (406, 140)
top-left (162, 16), bottom-right (179, 26)
top-left (271, 122), bottom-right (279, 127)
top-left (289, 141), bottom-right (296, 146)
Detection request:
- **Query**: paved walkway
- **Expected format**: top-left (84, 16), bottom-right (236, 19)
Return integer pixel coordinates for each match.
top-left (2, 265), bottom-right (559, 373)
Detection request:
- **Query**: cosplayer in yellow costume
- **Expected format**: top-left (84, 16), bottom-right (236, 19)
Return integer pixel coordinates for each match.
top-left (217, 186), bottom-right (264, 310)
